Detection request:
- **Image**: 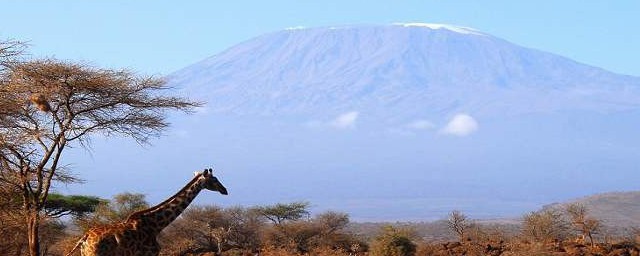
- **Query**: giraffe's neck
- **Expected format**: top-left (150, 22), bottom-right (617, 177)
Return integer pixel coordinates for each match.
top-left (127, 175), bottom-right (205, 234)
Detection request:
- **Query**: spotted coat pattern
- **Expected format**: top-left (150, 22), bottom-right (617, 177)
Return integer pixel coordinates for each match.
top-left (66, 169), bottom-right (227, 256)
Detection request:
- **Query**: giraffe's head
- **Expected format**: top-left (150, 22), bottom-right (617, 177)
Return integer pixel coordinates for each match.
top-left (199, 168), bottom-right (228, 195)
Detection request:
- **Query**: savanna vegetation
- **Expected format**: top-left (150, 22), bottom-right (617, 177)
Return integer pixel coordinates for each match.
top-left (4, 189), bottom-right (640, 255)
top-left (4, 40), bottom-right (640, 256)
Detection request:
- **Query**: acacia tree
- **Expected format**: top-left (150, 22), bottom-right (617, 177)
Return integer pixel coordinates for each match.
top-left (0, 40), bottom-right (25, 70)
top-left (566, 203), bottom-right (601, 247)
top-left (42, 193), bottom-right (103, 219)
top-left (0, 40), bottom-right (26, 122)
top-left (160, 205), bottom-right (265, 255)
top-left (0, 185), bottom-right (95, 255)
top-left (0, 59), bottom-right (200, 256)
top-left (165, 206), bottom-right (233, 255)
top-left (447, 210), bottom-right (474, 243)
top-left (309, 211), bottom-right (352, 251)
top-left (75, 192), bottom-right (149, 229)
top-left (257, 201), bottom-right (311, 224)
top-left (522, 208), bottom-right (570, 243)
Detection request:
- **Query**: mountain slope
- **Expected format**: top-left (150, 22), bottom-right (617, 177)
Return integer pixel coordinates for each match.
top-left (82, 23), bottom-right (640, 221)
top-left (169, 23), bottom-right (640, 121)
top-left (543, 191), bottom-right (640, 228)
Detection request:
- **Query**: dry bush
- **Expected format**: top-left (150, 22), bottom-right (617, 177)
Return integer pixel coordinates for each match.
top-left (0, 212), bottom-right (28, 255)
top-left (499, 244), bottom-right (551, 256)
top-left (416, 242), bottom-right (447, 256)
top-left (522, 209), bottom-right (570, 243)
top-left (160, 205), bottom-right (264, 255)
top-left (566, 203), bottom-right (602, 248)
top-left (0, 213), bottom-right (68, 256)
top-left (415, 240), bottom-right (507, 256)
top-left (0, 187), bottom-right (69, 256)
top-left (260, 211), bottom-right (358, 254)
top-left (369, 225), bottom-right (417, 256)
top-left (261, 221), bottom-right (322, 253)
top-left (308, 247), bottom-right (355, 256)
top-left (49, 235), bottom-right (84, 256)
top-left (258, 246), bottom-right (354, 256)
top-left (259, 246), bottom-right (299, 256)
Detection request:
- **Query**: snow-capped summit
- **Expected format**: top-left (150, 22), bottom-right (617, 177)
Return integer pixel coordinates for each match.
top-left (168, 24), bottom-right (640, 121)
top-left (392, 22), bottom-right (485, 36)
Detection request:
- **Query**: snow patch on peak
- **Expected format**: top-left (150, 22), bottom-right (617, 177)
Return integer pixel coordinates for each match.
top-left (285, 26), bottom-right (306, 30)
top-left (393, 22), bottom-right (485, 36)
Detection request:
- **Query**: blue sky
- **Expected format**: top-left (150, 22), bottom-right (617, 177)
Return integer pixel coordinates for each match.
top-left (2, 1), bottom-right (639, 76)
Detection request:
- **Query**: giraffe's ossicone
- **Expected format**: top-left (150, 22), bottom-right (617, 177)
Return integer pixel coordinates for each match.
top-left (66, 168), bottom-right (227, 256)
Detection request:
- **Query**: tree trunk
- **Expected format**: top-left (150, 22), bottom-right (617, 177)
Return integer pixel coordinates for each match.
top-left (27, 211), bottom-right (40, 256)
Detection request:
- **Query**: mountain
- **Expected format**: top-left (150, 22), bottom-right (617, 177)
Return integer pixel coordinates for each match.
top-left (66, 23), bottom-right (640, 222)
top-left (543, 191), bottom-right (640, 228)
top-left (169, 23), bottom-right (640, 121)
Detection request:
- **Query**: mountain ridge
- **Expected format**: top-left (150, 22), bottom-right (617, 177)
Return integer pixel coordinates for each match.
top-left (168, 24), bottom-right (640, 121)
top-left (543, 191), bottom-right (640, 228)
top-left (145, 24), bottom-right (640, 220)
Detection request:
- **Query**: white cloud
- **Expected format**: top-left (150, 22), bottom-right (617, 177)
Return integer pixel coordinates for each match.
top-left (441, 113), bottom-right (478, 136)
top-left (407, 119), bottom-right (435, 130)
top-left (330, 111), bottom-right (359, 129)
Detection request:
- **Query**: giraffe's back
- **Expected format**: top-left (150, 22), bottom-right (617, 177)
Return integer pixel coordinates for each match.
top-left (80, 222), bottom-right (159, 256)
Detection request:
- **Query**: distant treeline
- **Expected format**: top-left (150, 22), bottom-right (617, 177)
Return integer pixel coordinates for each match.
top-left (3, 191), bottom-right (640, 255)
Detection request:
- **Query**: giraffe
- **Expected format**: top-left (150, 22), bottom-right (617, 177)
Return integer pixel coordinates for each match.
top-left (66, 168), bottom-right (228, 256)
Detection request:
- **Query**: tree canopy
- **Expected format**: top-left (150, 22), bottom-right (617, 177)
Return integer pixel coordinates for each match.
top-left (42, 193), bottom-right (104, 218)
top-left (256, 201), bottom-right (311, 224)
top-left (0, 56), bottom-right (201, 256)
